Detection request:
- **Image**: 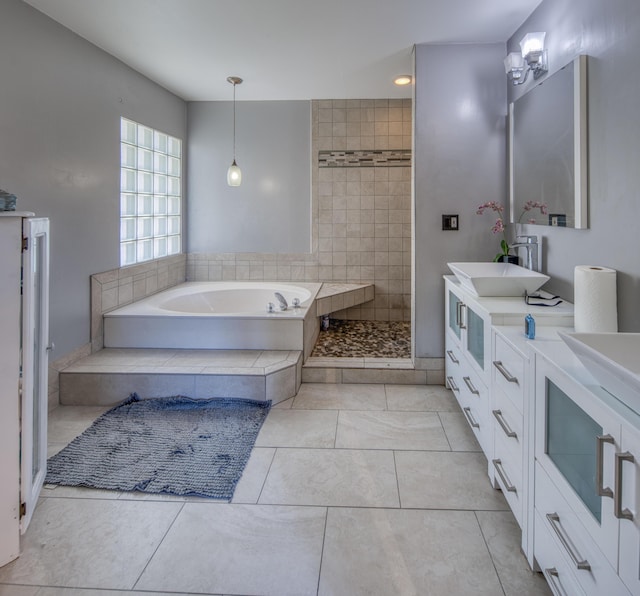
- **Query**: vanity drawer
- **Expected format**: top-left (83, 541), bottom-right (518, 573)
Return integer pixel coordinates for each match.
top-left (493, 425), bottom-right (523, 524)
top-left (535, 463), bottom-right (629, 596)
top-left (492, 383), bottom-right (524, 442)
top-left (493, 333), bottom-right (526, 414)
top-left (445, 332), bottom-right (463, 374)
top-left (534, 509), bottom-right (587, 596)
top-left (459, 367), bottom-right (489, 454)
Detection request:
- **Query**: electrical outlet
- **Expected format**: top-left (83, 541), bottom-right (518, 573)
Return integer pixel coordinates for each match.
top-left (442, 214), bottom-right (459, 231)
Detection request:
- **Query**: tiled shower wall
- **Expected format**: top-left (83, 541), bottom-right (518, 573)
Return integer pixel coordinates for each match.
top-left (187, 98), bottom-right (412, 322)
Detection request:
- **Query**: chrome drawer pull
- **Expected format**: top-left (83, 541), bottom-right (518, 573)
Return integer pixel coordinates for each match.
top-left (546, 513), bottom-right (591, 571)
top-left (462, 407), bottom-right (480, 428)
top-left (492, 459), bottom-right (517, 493)
top-left (446, 350), bottom-right (459, 364)
top-left (615, 451), bottom-right (635, 521)
top-left (446, 376), bottom-right (459, 392)
top-left (596, 434), bottom-right (614, 498)
top-left (492, 409), bottom-right (517, 438)
top-left (544, 568), bottom-right (568, 596)
top-left (492, 360), bottom-right (518, 383)
top-left (463, 376), bottom-right (480, 395)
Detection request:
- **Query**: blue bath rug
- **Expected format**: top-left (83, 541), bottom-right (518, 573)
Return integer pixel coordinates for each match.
top-left (46, 394), bottom-right (271, 500)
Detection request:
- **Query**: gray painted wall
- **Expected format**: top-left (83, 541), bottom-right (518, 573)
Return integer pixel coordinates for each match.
top-left (413, 43), bottom-right (507, 357)
top-left (0, 0), bottom-right (187, 359)
top-left (187, 101), bottom-right (311, 254)
top-left (509, 0), bottom-right (640, 332)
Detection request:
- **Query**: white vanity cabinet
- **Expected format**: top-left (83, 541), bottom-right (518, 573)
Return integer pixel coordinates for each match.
top-left (444, 276), bottom-right (573, 479)
top-left (443, 274), bottom-right (640, 595)
top-left (445, 279), bottom-right (493, 455)
top-left (533, 346), bottom-right (640, 596)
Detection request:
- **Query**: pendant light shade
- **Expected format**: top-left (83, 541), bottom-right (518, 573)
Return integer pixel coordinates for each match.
top-left (226, 76), bottom-right (243, 187)
top-left (227, 159), bottom-right (241, 186)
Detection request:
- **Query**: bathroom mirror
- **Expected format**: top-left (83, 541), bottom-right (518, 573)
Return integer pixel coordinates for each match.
top-left (509, 55), bottom-right (588, 228)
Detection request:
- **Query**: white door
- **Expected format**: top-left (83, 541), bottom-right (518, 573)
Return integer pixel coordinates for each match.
top-left (20, 217), bottom-right (50, 533)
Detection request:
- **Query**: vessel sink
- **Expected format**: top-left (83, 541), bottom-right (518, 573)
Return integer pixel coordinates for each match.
top-left (447, 262), bottom-right (549, 297)
top-left (559, 332), bottom-right (640, 414)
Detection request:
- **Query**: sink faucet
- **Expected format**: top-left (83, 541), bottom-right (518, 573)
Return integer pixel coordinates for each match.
top-left (274, 292), bottom-right (288, 310)
top-left (509, 235), bottom-right (539, 272)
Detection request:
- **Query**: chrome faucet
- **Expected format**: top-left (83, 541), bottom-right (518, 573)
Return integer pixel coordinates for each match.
top-left (509, 235), bottom-right (539, 272)
top-left (274, 292), bottom-right (288, 310)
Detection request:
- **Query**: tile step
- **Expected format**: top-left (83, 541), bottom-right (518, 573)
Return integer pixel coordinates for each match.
top-left (59, 348), bottom-right (302, 406)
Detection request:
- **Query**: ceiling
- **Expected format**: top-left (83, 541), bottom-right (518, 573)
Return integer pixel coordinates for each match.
top-left (23, 0), bottom-right (542, 101)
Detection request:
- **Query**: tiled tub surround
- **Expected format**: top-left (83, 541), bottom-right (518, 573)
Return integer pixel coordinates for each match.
top-left (60, 281), bottom-right (383, 405)
top-left (90, 254), bottom-right (187, 352)
top-left (103, 282), bottom-right (323, 360)
top-left (187, 98), bottom-right (412, 323)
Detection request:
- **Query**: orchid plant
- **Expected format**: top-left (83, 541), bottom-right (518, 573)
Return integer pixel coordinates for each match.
top-left (476, 200), bottom-right (548, 262)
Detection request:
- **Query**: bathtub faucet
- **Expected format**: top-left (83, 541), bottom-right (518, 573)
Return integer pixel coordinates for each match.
top-left (274, 292), bottom-right (288, 311)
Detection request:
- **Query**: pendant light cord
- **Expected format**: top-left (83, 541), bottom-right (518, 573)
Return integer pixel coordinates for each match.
top-left (232, 82), bottom-right (236, 161)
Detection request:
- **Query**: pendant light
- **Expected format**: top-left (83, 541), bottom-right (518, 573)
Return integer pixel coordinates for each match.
top-left (226, 76), bottom-right (243, 186)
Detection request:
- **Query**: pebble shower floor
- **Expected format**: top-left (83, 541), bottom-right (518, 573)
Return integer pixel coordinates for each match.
top-left (310, 319), bottom-right (411, 358)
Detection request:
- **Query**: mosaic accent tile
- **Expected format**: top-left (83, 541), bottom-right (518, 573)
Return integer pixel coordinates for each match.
top-left (319, 149), bottom-right (411, 168)
top-left (311, 319), bottom-right (410, 358)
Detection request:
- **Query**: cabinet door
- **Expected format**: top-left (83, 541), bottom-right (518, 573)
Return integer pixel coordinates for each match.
top-left (619, 422), bottom-right (640, 595)
top-left (466, 305), bottom-right (485, 370)
top-left (447, 288), bottom-right (463, 341)
top-left (20, 217), bottom-right (50, 533)
top-left (535, 356), bottom-right (620, 570)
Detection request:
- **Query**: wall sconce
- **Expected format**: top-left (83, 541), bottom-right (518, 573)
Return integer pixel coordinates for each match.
top-left (226, 76), bottom-right (243, 187)
top-left (504, 32), bottom-right (548, 85)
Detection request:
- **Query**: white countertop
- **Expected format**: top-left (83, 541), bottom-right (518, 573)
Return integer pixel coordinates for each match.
top-left (444, 275), bottom-right (574, 318)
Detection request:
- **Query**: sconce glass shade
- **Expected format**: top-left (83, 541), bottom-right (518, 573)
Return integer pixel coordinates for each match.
top-left (506, 32), bottom-right (548, 85)
top-left (227, 160), bottom-right (242, 186)
top-left (519, 32), bottom-right (546, 63)
top-left (504, 52), bottom-right (525, 75)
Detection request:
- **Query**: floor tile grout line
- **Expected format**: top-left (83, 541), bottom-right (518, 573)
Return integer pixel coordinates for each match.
top-left (131, 501), bottom-right (187, 591)
top-left (474, 511), bottom-right (509, 596)
top-left (392, 450), bottom-right (403, 509)
top-left (248, 445), bottom-right (481, 453)
top-left (253, 447), bottom-right (278, 506)
top-left (436, 411), bottom-right (454, 452)
top-left (315, 507), bottom-right (330, 596)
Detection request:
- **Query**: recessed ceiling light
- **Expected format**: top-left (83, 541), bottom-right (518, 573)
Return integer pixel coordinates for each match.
top-left (394, 75), bottom-right (413, 86)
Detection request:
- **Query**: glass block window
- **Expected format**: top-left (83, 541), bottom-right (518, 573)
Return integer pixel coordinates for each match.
top-left (120, 118), bottom-right (182, 266)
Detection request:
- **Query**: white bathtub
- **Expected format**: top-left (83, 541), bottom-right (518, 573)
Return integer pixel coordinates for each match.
top-left (103, 281), bottom-right (322, 353)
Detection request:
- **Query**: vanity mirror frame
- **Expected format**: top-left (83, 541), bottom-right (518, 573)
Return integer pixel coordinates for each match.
top-left (508, 54), bottom-right (589, 229)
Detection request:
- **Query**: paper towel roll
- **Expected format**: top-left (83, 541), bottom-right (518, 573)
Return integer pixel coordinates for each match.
top-left (574, 265), bottom-right (618, 332)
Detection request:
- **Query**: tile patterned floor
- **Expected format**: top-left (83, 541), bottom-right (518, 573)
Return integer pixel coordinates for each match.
top-left (310, 319), bottom-right (411, 358)
top-left (0, 383), bottom-right (551, 596)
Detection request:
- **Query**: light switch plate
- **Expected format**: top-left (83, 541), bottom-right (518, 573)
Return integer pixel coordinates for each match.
top-left (442, 214), bottom-right (459, 231)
